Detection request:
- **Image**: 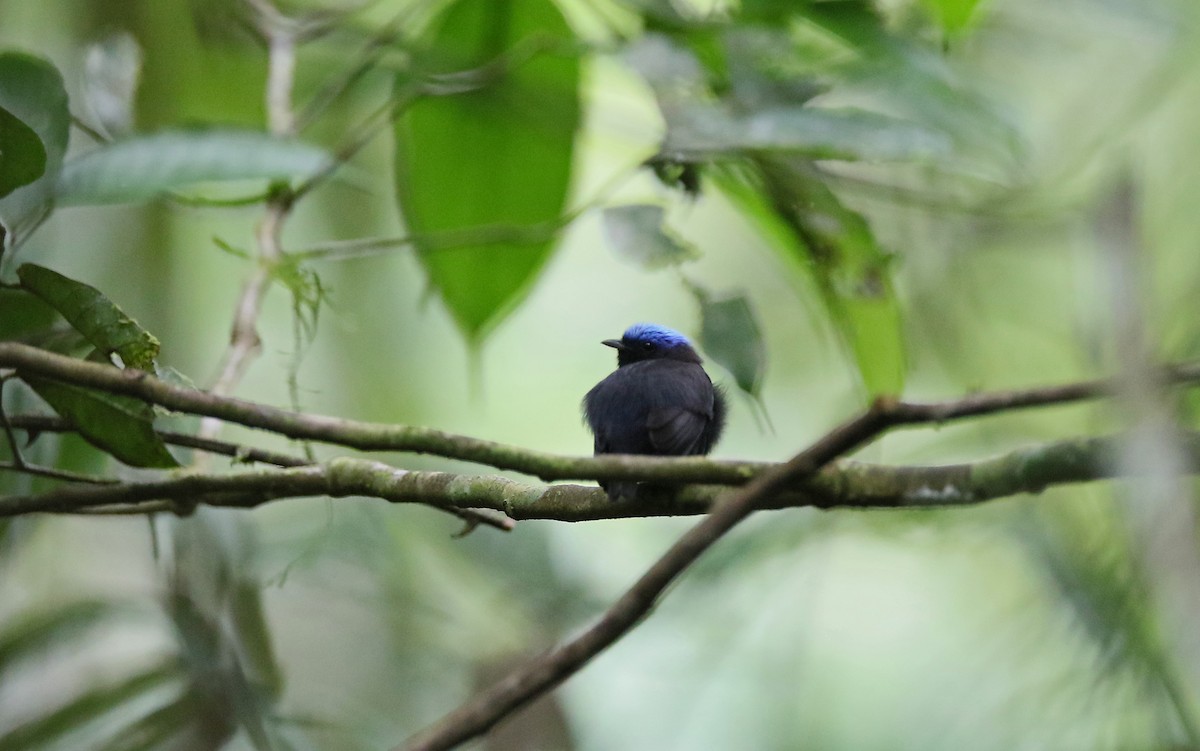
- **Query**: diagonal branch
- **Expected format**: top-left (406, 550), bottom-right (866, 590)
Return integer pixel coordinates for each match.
top-left (394, 410), bottom-right (1200, 749)
top-left (396, 402), bottom-right (903, 750)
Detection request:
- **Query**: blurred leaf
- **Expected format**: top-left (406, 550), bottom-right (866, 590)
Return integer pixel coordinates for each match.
top-left (56, 130), bottom-right (330, 206)
top-left (0, 600), bottom-right (120, 679)
top-left (646, 156), bottom-right (703, 196)
top-left (0, 660), bottom-right (182, 751)
top-left (0, 287), bottom-right (59, 340)
top-left (169, 590), bottom-right (274, 751)
top-left (0, 104), bottom-right (46, 198)
top-left (840, 288), bottom-right (906, 396)
top-left (394, 0), bottom-right (581, 341)
top-left (168, 513), bottom-right (284, 750)
top-left (920, 0), bottom-right (986, 34)
top-left (801, 2), bottom-right (1022, 175)
top-left (0, 52), bottom-right (69, 244)
top-left (129, 0), bottom-right (264, 130)
top-left (1011, 502), bottom-right (1199, 739)
top-left (665, 103), bottom-right (951, 162)
top-left (231, 579), bottom-right (283, 701)
top-left (17, 264), bottom-right (160, 369)
top-left (601, 205), bottom-right (699, 269)
top-left (623, 32), bottom-right (708, 92)
top-left (94, 692), bottom-right (196, 751)
top-left (82, 31), bottom-right (142, 137)
top-left (691, 285), bottom-right (767, 398)
top-left (22, 376), bottom-right (178, 468)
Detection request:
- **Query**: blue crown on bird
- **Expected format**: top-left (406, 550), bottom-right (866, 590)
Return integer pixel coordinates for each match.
top-left (622, 323), bottom-right (691, 348)
top-left (603, 323), bottom-right (701, 366)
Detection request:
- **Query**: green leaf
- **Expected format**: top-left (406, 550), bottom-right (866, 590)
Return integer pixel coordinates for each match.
top-left (0, 104), bottom-right (46, 198)
top-left (22, 376), bottom-right (178, 468)
top-left (82, 31), bottom-right (142, 137)
top-left (601, 204), bottom-right (699, 269)
top-left (840, 286), bottom-right (906, 396)
top-left (0, 52), bottom-right (69, 244)
top-left (692, 286), bottom-right (767, 398)
top-left (56, 129), bottom-right (331, 205)
top-left (713, 161), bottom-right (907, 396)
top-left (0, 287), bottom-right (59, 340)
top-left (17, 264), bottom-right (160, 369)
top-left (394, 0), bottom-right (581, 342)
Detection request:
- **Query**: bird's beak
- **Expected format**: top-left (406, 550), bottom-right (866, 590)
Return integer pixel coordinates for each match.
top-left (602, 339), bottom-right (625, 350)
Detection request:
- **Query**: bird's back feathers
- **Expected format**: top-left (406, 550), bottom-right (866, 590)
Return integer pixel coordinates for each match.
top-left (584, 359), bottom-right (725, 458)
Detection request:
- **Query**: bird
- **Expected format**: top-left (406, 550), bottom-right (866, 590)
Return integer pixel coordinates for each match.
top-left (583, 323), bottom-right (727, 500)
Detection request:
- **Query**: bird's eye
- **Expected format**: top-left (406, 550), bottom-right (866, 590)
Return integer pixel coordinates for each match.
top-left (641, 341), bottom-right (654, 351)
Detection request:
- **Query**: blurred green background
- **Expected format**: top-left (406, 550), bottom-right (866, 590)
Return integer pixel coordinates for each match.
top-left (4, 0), bottom-right (1200, 749)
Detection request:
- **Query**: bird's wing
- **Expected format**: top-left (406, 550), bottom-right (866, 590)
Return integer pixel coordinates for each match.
top-left (646, 407), bottom-right (707, 456)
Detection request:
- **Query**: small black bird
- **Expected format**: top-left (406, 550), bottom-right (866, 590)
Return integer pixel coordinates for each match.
top-left (583, 323), bottom-right (727, 500)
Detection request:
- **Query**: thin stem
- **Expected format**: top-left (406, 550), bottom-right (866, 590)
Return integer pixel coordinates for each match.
top-left (200, 0), bottom-right (301, 445)
top-left (0, 460), bottom-right (118, 485)
top-left (0, 376), bottom-right (26, 469)
top-left (6, 414), bottom-right (311, 467)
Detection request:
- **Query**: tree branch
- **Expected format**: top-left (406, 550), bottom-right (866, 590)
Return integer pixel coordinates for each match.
top-left (396, 410), bottom-right (1200, 749)
top-left (397, 400), bottom-right (908, 750)
top-left (5, 342), bottom-right (1200, 485)
top-left (2, 433), bottom-right (1168, 521)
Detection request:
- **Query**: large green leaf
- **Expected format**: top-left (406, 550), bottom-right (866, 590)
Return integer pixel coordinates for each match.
top-left (22, 376), bottom-right (178, 468)
top-left (0, 52), bottom-right (69, 245)
top-left (18, 264), bottom-right (159, 369)
top-left (0, 104), bottom-right (46, 198)
top-left (56, 129), bottom-right (331, 205)
top-left (714, 161), bottom-right (907, 396)
top-left (394, 0), bottom-right (581, 342)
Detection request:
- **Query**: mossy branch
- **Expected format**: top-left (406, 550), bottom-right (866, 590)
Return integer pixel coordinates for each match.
top-left (1, 433), bottom-right (1181, 521)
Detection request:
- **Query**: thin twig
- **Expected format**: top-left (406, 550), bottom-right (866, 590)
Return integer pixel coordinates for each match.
top-left (200, 0), bottom-right (299, 444)
top-left (0, 376), bottom-right (26, 469)
top-left (294, 161), bottom-right (637, 262)
top-left (0, 460), bottom-right (118, 485)
top-left (7, 414), bottom-right (311, 467)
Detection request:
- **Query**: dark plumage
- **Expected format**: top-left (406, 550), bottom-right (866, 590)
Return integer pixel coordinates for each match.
top-left (583, 323), bottom-right (727, 500)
